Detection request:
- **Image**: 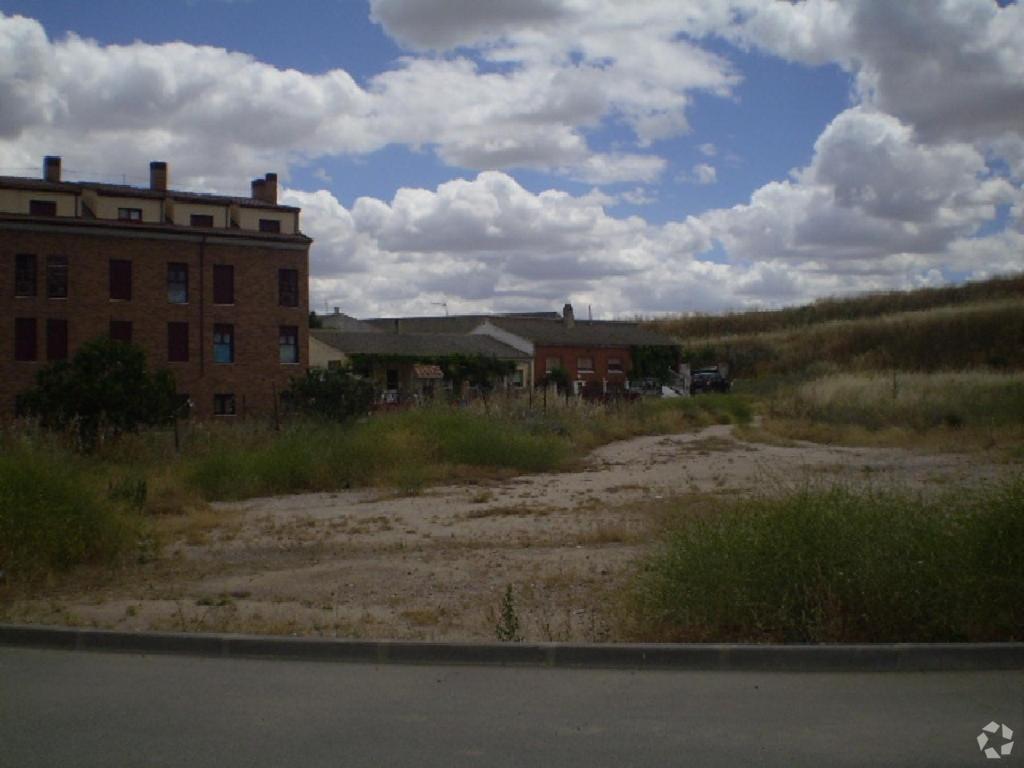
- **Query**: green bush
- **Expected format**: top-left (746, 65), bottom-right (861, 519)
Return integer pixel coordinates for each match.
top-left (282, 367), bottom-right (375, 422)
top-left (16, 337), bottom-right (180, 450)
top-left (0, 444), bottom-right (138, 575)
top-left (184, 408), bottom-right (572, 501)
top-left (632, 479), bottom-right (1024, 642)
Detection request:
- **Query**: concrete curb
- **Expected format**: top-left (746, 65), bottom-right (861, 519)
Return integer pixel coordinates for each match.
top-left (2, 624), bottom-right (1023, 671)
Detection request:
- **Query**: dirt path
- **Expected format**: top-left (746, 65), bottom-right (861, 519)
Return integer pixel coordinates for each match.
top-left (2, 425), bottom-right (1007, 642)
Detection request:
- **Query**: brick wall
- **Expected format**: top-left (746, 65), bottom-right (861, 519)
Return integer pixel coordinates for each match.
top-left (1, 222), bottom-right (309, 418)
top-left (534, 345), bottom-right (633, 385)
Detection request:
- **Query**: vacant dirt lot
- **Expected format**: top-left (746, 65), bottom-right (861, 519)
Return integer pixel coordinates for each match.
top-left (2, 424), bottom-right (1011, 642)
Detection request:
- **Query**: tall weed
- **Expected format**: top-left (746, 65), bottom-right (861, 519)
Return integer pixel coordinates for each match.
top-left (631, 479), bottom-right (1024, 642)
top-left (0, 442), bottom-right (138, 575)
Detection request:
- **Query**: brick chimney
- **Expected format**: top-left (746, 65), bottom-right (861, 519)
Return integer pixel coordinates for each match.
top-left (251, 173), bottom-right (278, 205)
top-left (43, 156), bottom-right (61, 183)
top-left (563, 303), bottom-right (575, 328)
top-left (149, 161), bottom-right (168, 192)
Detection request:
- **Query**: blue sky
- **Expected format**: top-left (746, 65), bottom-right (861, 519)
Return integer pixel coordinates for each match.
top-left (0, 0), bottom-right (1020, 316)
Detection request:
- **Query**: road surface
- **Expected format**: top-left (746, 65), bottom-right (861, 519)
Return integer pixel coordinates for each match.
top-left (1, 647), bottom-right (1020, 766)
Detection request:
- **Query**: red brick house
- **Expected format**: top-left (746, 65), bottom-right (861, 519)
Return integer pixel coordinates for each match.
top-left (1, 157), bottom-right (311, 418)
top-left (365, 304), bottom-right (681, 392)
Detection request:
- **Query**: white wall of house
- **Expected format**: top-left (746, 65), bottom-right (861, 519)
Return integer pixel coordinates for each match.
top-left (472, 322), bottom-right (536, 387)
top-left (309, 336), bottom-right (350, 369)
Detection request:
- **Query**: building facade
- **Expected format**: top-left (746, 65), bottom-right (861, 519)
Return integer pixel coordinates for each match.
top-left (1, 157), bottom-right (311, 418)
top-left (365, 304), bottom-right (681, 393)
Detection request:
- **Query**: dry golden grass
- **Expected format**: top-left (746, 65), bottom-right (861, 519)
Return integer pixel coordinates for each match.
top-left (755, 369), bottom-right (1024, 454)
top-left (153, 506), bottom-right (243, 547)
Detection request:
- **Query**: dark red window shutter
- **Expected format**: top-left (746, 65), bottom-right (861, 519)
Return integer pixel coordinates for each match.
top-left (109, 320), bottom-right (132, 344)
top-left (109, 259), bottom-right (132, 300)
top-left (14, 318), bottom-right (37, 361)
top-left (278, 268), bottom-right (298, 307)
top-left (15, 254), bottom-right (37, 296)
top-left (213, 265), bottom-right (234, 304)
top-left (167, 322), bottom-right (189, 362)
top-left (46, 318), bottom-right (68, 360)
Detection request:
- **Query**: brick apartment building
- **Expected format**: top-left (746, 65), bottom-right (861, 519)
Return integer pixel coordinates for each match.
top-left (0, 157), bottom-right (311, 418)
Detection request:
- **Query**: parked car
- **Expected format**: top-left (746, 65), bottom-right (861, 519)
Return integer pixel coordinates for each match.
top-left (690, 368), bottom-right (731, 394)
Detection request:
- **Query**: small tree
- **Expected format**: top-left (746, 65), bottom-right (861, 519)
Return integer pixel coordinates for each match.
top-left (17, 337), bottom-right (180, 450)
top-left (540, 365), bottom-right (571, 394)
top-left (282, 366), bottom-right (375, 421)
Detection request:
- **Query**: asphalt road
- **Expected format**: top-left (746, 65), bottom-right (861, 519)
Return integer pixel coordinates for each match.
top-left (1, 647), bottom-right (1020, 767)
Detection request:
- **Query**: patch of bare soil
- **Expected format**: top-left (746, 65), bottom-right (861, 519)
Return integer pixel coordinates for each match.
top-left (2, 424), bottom-right (1011, 642)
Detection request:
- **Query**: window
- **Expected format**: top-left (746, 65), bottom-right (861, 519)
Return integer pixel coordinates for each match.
top-left (167, 263), bottom-right (188, 304)
top-left (512, 368), bottom-right (525, 387)
top-left (14, 318), bottom-right (36, 361)
top-left (212, 265), bottom-right (234, 304)
top-left (259, 218), bottom-right (281, 233)
top-left (278, 268), bottom-right (299, 307)
top-left (109, 259), bottom-right (132, 301)
top-left (167, 322), bottom-right (189, 362)
top-left (608, 357), bottom-right (624, 373)
top-left (46, 318), bottom-right (68, 361)
top-left (577, 356), bottom-right (594, 373)
top-left (190, 214), bottom-right (215, 228)
top-left (545, 356), bottom-right (561, 373)
top-left (279, 325), bottom-right (298, 364)
top-left (46, 256), bottom-right (68, 299)
top-left (15, 254), bottom-right (36, 297)
top-left (109, 321), bottom-right (132, 344)
top-left (118, 208), bottom-right (143, 222)
top-left (213, 393), bottom-right (236, 416)
top-left (213, 324), bottom-right (234, 363)
top-left (29, 200), bottom-right (57, 216)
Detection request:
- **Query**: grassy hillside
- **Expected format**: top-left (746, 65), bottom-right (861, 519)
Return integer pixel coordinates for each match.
top-left (648, 274), bottom-right (1024, 378)
top-left (652, 272), bottom-right (1024, 340)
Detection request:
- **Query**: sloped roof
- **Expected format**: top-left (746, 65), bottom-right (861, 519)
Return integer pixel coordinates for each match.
top-left (311, 330), bottom-right (531, 360)
top-left (490, 317), bottom-right (678, 347)
top-left (318, 312), bottom-right (382, 333)
top-left (365, 314), bottom-right (679, 347)
top-left (366, 313), bottom-right (559, 335)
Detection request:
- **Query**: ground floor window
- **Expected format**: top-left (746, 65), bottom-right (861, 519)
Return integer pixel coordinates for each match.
top-left (109, 320), bottom-right (132, 344)
top-left (14, 318), bottom-right (36, 361)
top-left (279, 325), bottom-right (298, 364)
top-left (213, 393), bottom-right (236, 416)
top-left (46, 318), bottom-right (68, 361)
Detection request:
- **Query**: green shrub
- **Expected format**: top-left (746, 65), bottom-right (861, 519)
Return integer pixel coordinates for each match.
top-left (632, 479), bottom-right (1024, 642)
top-left (0, 444), bottom-right (138, 575)
top-left (282, 367), bottom-right (375, 422)
top-left (16, 337), bottom-right (181, 451)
